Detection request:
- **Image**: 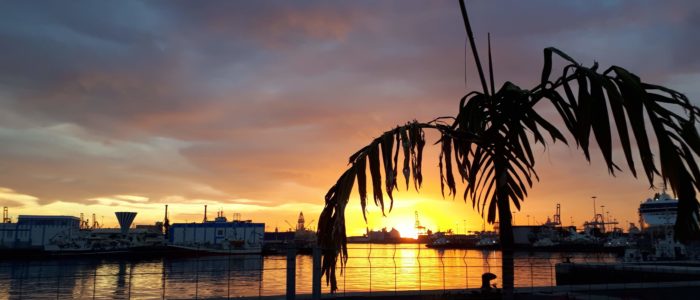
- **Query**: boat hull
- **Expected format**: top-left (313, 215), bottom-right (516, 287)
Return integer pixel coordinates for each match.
top-left (167, 244), bottom-right (261, 255)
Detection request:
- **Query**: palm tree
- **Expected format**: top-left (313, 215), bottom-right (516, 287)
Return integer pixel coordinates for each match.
top-left (317, 0), bottom-right (700, 297)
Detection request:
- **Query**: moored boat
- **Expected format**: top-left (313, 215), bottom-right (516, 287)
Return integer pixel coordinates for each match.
top-left (639, 190), bottom-right (677, 227)
top-left (168, 212), bottom-right (264, 255)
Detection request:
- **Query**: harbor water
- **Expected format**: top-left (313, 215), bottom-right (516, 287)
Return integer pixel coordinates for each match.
top-left (0, 244), bottom-right (619, 299)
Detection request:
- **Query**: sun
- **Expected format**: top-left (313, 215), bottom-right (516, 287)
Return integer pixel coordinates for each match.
top-left (393, 223), bottom-right (419, 239)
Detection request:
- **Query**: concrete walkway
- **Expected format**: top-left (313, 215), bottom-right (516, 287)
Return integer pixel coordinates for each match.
top-left (221, 280), bottom-right (700, 300)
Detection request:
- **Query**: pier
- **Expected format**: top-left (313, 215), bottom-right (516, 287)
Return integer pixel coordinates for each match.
top-left (556, 261), bottom-right (700, 285)
top-left (231, 282), bottom-right (700, 299)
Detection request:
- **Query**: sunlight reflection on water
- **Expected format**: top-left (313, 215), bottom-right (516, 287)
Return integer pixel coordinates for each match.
top-left (0, 244), bottom-right (619, 298)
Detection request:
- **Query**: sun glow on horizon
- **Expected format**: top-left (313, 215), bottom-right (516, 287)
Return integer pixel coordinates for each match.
top-left (393, 223), bottom-right (419, 239)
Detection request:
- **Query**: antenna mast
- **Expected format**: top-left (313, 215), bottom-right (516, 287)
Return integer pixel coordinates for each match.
top-left (164, 205), bottom-right (170, 235)
top-left (203, 205), bottom-right (208, 222)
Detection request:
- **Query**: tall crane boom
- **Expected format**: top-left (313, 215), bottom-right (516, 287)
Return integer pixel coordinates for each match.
top-left (414, 211), bottom-right (426, 234)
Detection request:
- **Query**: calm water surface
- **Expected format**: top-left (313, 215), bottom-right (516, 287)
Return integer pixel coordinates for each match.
top-left (0, 244), bottom-right (620, 299)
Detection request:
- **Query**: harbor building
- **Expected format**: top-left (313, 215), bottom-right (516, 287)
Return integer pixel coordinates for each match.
top-left (0, 215), bottom-right (80, 249)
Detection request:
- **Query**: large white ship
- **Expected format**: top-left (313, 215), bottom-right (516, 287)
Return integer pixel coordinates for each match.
top-left (639, 191), bottom-right (677, 227)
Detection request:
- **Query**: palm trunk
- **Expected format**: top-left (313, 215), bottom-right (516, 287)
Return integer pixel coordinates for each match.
top-left (494, 153), bottom-right (514, 299)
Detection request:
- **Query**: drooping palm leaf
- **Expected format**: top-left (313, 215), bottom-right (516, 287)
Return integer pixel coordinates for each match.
top-left (538, 49), bottom-right (700, 241)
top-left (318, 1), bottom-right (700, 294)
top-left (317, 122), bottom-right (482, 291)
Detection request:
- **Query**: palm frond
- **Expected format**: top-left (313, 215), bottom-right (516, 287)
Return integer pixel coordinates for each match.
top-left (317, 121), bottom-right (480, 292)
top-left (539, 48), bottom-right (700, 241)
top-left (319, 4), bottom-right (700, 293)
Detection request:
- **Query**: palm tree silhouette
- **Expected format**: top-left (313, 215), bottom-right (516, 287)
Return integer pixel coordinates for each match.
top-left (317, 0), bottom-right (700, 297)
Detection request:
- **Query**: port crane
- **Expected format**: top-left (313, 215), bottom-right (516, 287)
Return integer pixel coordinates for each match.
top-left (284, 220), bottom-right (294, 231)
top-left (414, 211), bottom-right (426, 235)
top-left (89, 213), bottom-right (101, 229)
top-left (163, 205), bottom-right (170, 235)
top-left (544, 203), bottom-right (562, 227)
top-left (79, 213), bottom-right (91, 229)
top-left (583, 196), bottom-right (619, 233)
top-left (306, 219), bottom-right (316, 230)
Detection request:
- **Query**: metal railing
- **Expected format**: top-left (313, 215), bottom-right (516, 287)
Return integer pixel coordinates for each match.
top-left (334, 244), bottom-right (585, 294)
top-left (1, 254), bottom-right (276, 299)
top-left (1, 245), bottom-right (698, 299)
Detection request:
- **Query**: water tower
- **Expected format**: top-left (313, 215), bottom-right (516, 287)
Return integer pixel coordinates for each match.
top-left (115, 212), bottom-right (137, 234)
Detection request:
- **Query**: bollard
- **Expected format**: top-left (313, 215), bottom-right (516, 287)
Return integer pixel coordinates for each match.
top-left (286, 248), bottom-right (296, 300)
top-left (312, 247), bottom-right (321, 300)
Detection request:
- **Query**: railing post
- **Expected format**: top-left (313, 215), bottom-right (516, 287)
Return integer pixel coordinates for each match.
top-left (417, 244), bottom-right (421, 291)
top-left (258, 253), bottom-right (264, 297)
top-left (18, 264), bottom-right (24, 300)
top-left (93, 267), bottom-right (97, 300)
top-left (463, 251), bottom-right (468, 289)
top-left (312, 246), bottom-right (321, 300)
top-left (161, 262), bottom-right (166, 300)
top-left (128, 264), bottom-right (133, 299)
top-left (195, 249), bottom-right (200, 300)
top-left (392, 244), bottom-right (397, 293)
top-left (227, 248), bottom-right (232, 300)
top-left (286, 247), bottom-right (296, 300)
top-left (55, 263), bottom-right (60, 300)
top-left (368, 243), bottom-right (372, 294)
top-left (19, 271), bottom-right (24, 299)
top-left (440, 255), bottom-right (445, 292)
top-left (530, 261), bottom-right (534, 292)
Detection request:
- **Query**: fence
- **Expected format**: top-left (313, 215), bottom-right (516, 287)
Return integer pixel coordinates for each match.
top-left (0, 245), bottom-right (697, 299)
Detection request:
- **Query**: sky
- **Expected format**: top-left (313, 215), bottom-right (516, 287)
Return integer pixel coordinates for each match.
top-left (1, 1), bottom-right (699, 237)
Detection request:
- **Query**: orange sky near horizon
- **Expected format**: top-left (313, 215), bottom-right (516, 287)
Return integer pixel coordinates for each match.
top-left (1, 133), bottom-right (661, 237)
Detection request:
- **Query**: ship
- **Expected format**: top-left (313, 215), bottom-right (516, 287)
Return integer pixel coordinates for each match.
top-left (167, 207), bottom-right (264, 255)
top-left (639, 190), bottom-right (677, 227)
top-left (624, 190), bottom-right (691, 261)
top-left (474, 232), bottom-right (500, 249)
top-left (347, 227), bottom-right (415, 244)
top-left (0, 211), bottom-right (167, 258)
top-left (425, 231), bottom-right (481, 249)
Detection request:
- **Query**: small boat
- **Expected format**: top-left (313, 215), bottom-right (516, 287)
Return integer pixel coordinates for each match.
top-left (426, 231), bottom-right (480, 249)
top-left (603, 237), bottom-right (629, 249)
top-left (533, 237), bottom-right (559, 248)
top-left (475, 233), bottom-right (499, 249)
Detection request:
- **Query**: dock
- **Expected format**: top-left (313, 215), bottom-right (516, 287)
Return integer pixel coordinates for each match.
top-left (225, 282), bottom-right (700, 299)
top-left (556, 261), bottom-right (700, 285)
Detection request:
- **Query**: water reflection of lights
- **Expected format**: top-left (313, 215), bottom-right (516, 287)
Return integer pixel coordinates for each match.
top-left (0, 245), bottom-right (618, 298)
